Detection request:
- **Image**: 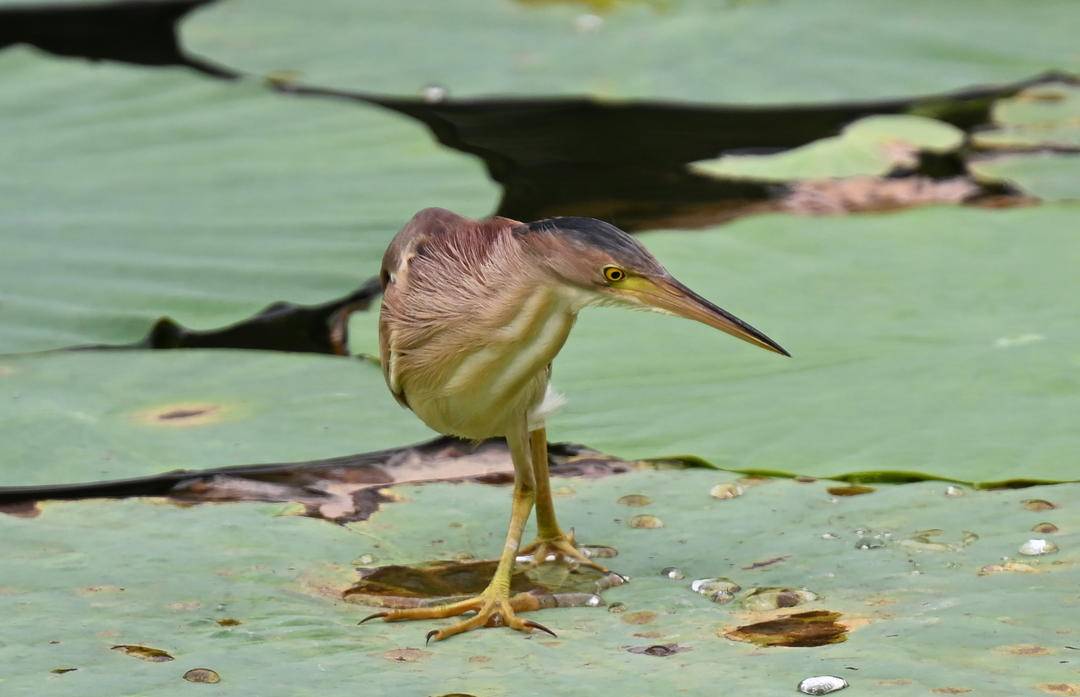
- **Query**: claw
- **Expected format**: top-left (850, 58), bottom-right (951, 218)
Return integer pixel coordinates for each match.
top-left (524, 619), bottom-right (558, 638)
top-left (425, 629), bottom-right (439, 645)
top-left (359, 612), bottom-right (387, 625)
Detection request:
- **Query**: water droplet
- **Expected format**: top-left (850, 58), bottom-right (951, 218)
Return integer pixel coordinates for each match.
top-left (585, 594), bottom-right (603, 607)
top-left (1019, 539), bottom-right (1059, 556)
top-left (854, 538), bottom-right (885, 550)
top-left (1022, 499), bottom-right (1056, 511)
top-left (629, 514), bottom-right (664, 529)
top-left (356, 553), bottom-right (376, 565)
top-left (617, 494), bottom-right (652, 507)
top-left (690, 577), bottom-right (740, 604)
top-left (945, 485), bottom-right (965, 497)
top-left (901, 529), bottom-right (979, 552)
top-left (741, 587), bottom-right (818, 611)
top-left (821, 532), bottom-right (840, 540)
top-left (579, 545), bottom-right (618, 559)
top-left (660, 566), bottom-right (684, 580)
top-left (420, 84), bottom-right (448, 103)
top-left (574, 13), bottom-right (604, 32)
top-left (798, 675), bottom-right (849, 695)
top-left (1032, 522), bottom-right (1059, 534)
top-left (183, 668), bottom-right (221, 684)
top-left (607, 602), bottom-right (626, 614)
top-left (709, 483), bottom-right (744, 500)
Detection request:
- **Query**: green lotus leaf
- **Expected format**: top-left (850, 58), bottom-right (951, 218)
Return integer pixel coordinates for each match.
top-left (0, 349), bottom-right (430, 487)
top-left (970, 153), bottom-right (1080, 202)
top-left (974, 82), bottom-right (1080, 149)
top-left (691, 115), bottom-right (964, 182)
top-left (0, 47), bottom-right (496, 354)
top-left (541, 204), bottom-right (1080, 484)
top-left (181, 0), bottom-right (1080, 103)
top-left (2, 471), bottom-right (1077, 695)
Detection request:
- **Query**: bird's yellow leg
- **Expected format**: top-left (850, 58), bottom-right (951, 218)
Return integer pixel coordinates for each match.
top-left (516, 427), bottom-right (610, 572)
top-left (360, 419), bottom-right (556, 642)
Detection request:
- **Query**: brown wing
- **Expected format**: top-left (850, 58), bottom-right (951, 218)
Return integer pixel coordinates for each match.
top-left (377, 208), bottom-right (470, 408)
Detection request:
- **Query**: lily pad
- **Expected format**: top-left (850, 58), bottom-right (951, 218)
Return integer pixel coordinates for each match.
top-left (2, 471), bottom-right (1077, 695)
top-left (542, 204), bottom-right (1080, 485)
top-left (691, 115), bottom-right (964, 182)
top-left (973, 82), bottom-right (1080, 149)
top-left (181, 0), bottom-right (1080, 103)
top-left (970, 153), bottom-right (1080, 202)
top-left (0, 349), bottom-right (431, 487)
top-left (0, 47), bottom-right (496, 354)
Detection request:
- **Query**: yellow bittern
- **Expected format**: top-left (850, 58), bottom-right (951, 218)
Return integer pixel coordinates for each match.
top-left (363, 208), bottom-right (787, 642)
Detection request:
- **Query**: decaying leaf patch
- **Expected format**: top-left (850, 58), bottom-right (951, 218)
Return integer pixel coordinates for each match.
top-left (344, 558), bottom-right (622, 609)
top-left (723, 610), bottom-right (850, 648)
top-left (0, 437), bottom-right (658, 523)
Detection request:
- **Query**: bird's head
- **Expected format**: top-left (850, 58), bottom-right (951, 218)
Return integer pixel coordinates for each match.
top-left (516, 216), bottom-right (789, 356)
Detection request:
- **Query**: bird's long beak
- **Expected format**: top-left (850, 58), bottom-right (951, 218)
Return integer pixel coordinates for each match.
top-left (634, 276), bottom-right (790, 356)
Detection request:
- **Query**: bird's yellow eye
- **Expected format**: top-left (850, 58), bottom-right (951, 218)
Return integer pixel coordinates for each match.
top-left (603, 266), bottom-right (625, 283)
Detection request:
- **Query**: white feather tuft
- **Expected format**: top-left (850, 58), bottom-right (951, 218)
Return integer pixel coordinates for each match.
top-left (528, 384), bottom-right (567, 430)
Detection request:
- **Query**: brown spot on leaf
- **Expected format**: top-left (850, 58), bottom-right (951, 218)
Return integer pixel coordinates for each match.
top-left (633, 630), bottom-right (664, 639)
top-left (617, 494), bottom-right (652, 507)
top-left (467, 655), bottom-right (491, 664)
top-left (978, 561), bottom-right (1040, 575)
top-left (742, 556), bottom-right (790, 571)
top-left (1037, 684), bottom-right (1080, 696)
top-left (932, 688), bottom-right (973, 695)
top-left (878, 679), bottom-right (913, 686)
top-left (1023, 499), bottom-right (1057, 511)
top-left (626, 643), bottom-right (689, 657)
top-left (622, 610), bottom-right (658, 625)
top-left (50, 667), bottom-right (77, 674)
top-left (133, 403), bottom-right (226, 428)
top-left (111, 645), bottom-right (174, 662)
top-left (216, 618), bottom-right (241, 627)
top-left (628, 514), bottom-right (664, 529)
top-left (724, 610), bottom-right (848, 647)
top-left (1033, 522), bottom-right (1060, 534)
top-left (1002, 644), bottom-right (1053, 656)
top-left (827, 484), bottom-right (876, 496)
top-left (382, 648), bottom-right (431, 663)
top-left (182, 668), bottom-right (221, 684)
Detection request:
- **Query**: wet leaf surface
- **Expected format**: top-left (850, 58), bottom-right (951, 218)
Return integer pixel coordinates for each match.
top-left (344, 560), bottom-right (617, 609)
top-left (3, 471), bottom-right (1077, 695)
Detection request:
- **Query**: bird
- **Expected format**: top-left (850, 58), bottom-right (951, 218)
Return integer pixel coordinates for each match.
top-left (362, 207), bottom-right (788, 642)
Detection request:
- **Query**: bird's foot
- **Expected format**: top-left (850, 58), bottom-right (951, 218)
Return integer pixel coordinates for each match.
top-left (360, 590), bottom-right (555, 643)
top-left (517, 529), bottom-right (610, 573)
